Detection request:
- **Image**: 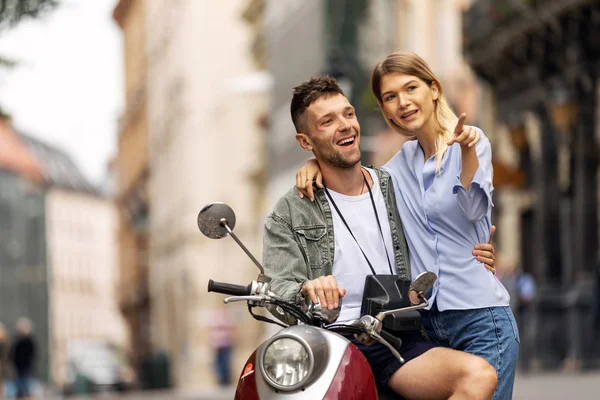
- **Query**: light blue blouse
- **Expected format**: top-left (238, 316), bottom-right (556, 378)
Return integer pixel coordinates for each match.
top-left (382, 129), bottom-right (510, 311)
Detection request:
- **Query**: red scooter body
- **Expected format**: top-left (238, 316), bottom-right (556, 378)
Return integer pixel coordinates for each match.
top-left (198, 202), bottom-right (435, 400)
top-left (235, 328), bottom-right (377, 400)
top-left (322, 343), bottom-right (377, 399)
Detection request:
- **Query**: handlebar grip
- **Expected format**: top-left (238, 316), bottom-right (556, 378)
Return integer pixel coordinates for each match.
top-left (207, 279), bottom-right (252, 296)
top-left (380, 330), bottom-right (403, 351)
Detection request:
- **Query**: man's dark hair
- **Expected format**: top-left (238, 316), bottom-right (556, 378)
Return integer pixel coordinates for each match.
top-left (290, 76), bottom-right (344, 133)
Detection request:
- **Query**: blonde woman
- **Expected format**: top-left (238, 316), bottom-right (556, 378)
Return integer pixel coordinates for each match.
top-left (296, 52), bottom-right (518, 400)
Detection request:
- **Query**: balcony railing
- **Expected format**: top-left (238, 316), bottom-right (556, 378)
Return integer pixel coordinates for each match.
top-left (463, 0), bottom-right (595, 65)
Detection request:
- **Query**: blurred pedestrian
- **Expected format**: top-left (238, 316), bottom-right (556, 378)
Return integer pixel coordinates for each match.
top-left (595, 258), bottom-right (600, 330)
top-left (208, 306), bottom-right (235, 387)
top-left (0, 322), bottom-right (8, 397)
top-left (515, 270), bottom-right (536, 318)
top-left (9, 318), bottom-right (36, 398)
top-left (514, 267), bottom-right (536, 372)
top-left (495, 255), bottom-right (518, 314)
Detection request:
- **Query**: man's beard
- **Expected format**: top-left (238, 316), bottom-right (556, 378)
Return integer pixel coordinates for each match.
top-left (328, 150), bottom-right (361, 169)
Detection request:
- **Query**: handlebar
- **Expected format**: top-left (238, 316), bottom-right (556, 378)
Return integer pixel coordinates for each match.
top-left (379, 329), bottom-right (402, 351)
top-left (207, 279), bottom-right (252, 296)
top-left (328, 324), bottom-right (405, 363)
top-left (207, 278), bottom-right (406, 362)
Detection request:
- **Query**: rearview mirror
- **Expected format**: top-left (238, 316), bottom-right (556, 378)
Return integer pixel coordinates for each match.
top-left (197, 202), bottom-right (236, 239)
top-left (408, 271), bottom-right (437, 305)
top-left (197, 202), bottom-right (265, 274)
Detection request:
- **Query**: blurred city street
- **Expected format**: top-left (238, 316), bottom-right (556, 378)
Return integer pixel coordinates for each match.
top-left (1, 0), bottom-right (600, 398)
top-left (67, 387), bottom-right (236, 400)
top-left (59, 371), bottom-right (600, 399)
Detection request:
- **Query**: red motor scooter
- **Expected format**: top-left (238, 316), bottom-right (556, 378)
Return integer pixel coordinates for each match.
top-left (198, 202), bottom-right (436, 400)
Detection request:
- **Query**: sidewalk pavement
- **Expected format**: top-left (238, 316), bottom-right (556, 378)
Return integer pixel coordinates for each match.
top-left (513, 371), bottom-right (600, 400)
top-left (13, 372), bottom-right (600, 399)
top-left (67, 387), bottom-right (236, 400)
top-left (110, 372), bottom-right (600, 399)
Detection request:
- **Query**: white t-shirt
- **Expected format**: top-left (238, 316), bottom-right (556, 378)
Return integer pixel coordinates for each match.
top-left (326, 168), bottom-right (396, 323)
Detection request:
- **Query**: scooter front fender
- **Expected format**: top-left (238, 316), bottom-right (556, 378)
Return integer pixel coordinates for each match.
top-left (323, 342), bottom-right (378, 399)
top-left (235, 327), bottom-right (377, 399)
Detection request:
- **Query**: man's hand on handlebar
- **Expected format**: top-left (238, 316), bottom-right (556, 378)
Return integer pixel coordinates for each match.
top-left (301, 275), bottom-right (346, 310)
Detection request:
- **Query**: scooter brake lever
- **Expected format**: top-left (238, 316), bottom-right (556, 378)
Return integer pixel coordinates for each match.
top-left (368, 331), bottom-right (405, 364)
top-left (353, 315), bottom-right (382, 347)
top-left (224, 295), bottom-right (267, 305)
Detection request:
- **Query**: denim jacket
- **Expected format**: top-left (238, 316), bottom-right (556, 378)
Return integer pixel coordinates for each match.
top-left (263, 167), bottom-right (411, 305)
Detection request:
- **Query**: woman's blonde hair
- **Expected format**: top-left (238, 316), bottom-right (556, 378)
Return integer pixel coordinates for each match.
top-left (371, 52), bottom-right (458, 173)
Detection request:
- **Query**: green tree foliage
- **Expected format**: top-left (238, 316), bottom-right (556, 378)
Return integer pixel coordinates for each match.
top-left (0, 0), bottom-right (59, 31)
top-left (0, 0), bottom-right (60, 116)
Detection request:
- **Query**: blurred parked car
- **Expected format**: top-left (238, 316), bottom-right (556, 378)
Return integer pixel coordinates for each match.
top-left (63, 341), bottom-right (135, 395)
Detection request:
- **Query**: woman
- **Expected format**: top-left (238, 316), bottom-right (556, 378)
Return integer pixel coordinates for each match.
top-left (296, 52), bottom-right (518, 400)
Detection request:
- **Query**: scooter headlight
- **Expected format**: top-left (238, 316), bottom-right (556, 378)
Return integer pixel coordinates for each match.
top-left (262, 337), bottom-right (311, 390)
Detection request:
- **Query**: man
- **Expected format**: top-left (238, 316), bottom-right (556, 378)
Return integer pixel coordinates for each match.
top-left (10, 317), bottom-right (37, 398)
top-left (262, 76), bottom-right (497, 399)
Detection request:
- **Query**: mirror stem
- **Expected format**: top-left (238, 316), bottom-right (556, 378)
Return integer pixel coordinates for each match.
top-left (375, 297), bottom-right (430, 321)
top-left (222, 219), bottom-right (265, 274)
